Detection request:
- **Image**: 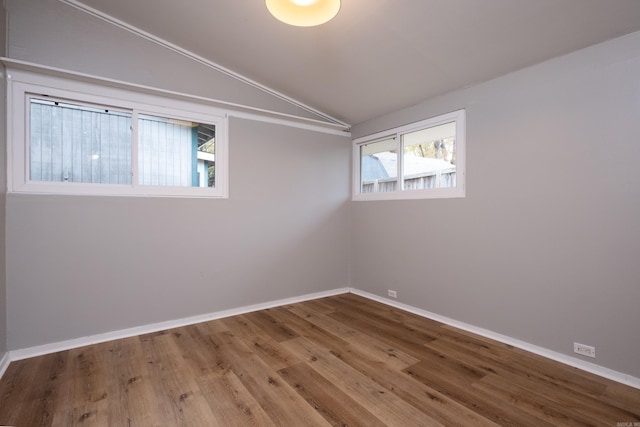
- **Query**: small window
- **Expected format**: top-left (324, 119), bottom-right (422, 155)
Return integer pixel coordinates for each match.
top-left (8, 70), bottom-right (228, 198)
top-left (137, 114), bottom-right (217, 188)
top-left (353, 110), bottom-right (465, 200)
top-left (402, 121), bottom-right (457, 191)
top-left (360, 137), bottom-right (397, 193)
top-left (30, 99), bottom-right (133, 185)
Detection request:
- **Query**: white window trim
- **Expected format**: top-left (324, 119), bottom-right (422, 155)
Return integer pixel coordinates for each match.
top-left (6, 67), bottom-right (229, 198)
top-left (352, 109), bottom-right (466, 201)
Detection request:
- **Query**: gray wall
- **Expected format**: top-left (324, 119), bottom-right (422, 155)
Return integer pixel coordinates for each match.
top-left (351, 32), bottom-right (640, 378)
top-left (4, 0), bottom-right (351, 350)
top-left (0, 2), bottom-right (8, 357)
top-left (7, 118), bottom-right (350, 349)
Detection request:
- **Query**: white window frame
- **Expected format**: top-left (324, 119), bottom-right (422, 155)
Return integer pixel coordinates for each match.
top-left (352, 109), bottom-right (465, 201)
top-left (7, 68), bottom-right (229, 198)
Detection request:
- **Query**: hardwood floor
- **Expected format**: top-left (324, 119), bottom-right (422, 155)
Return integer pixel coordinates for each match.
top-left (1, 293), bottom-right (639, 426)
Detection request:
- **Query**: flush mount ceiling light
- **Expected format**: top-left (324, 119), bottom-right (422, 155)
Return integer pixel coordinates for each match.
top-left (266, 0), bottom-right (341, 27)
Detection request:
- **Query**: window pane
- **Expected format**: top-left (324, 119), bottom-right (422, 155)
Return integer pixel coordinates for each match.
top-left (360, 137), bottom-right (397, 193)
top-left (402, 122), bottom-right (456, 190)
top-left (138, 115), bottom-right (216, 188)
top-left (30, 99), bottom-right (132, 184)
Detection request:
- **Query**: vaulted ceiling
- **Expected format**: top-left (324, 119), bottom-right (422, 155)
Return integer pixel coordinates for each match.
top-left (69, 0), bottom-right (640, 125)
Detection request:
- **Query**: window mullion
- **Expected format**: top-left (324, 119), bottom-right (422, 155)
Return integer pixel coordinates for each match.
top-left (397, 132), bottom-right (404, 192)
top-left (131, 110), bottom-right (139, 188)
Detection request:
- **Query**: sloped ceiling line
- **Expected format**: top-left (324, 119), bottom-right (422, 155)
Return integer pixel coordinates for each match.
top-left (57, 0), bottom-right (351, 130)
top-left (1, 57), bottom-right (352, 138)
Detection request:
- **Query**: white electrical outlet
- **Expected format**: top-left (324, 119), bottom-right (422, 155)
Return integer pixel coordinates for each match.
top-left (574, 342), bottom-right (596, 358)
top-left (388, 290), bottom-right (397, 298)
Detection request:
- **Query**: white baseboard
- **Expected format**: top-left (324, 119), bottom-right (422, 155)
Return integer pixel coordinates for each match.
top-left (9, 287), bottom-right (350, 362)
top-left (0, 352), bottom-right (10, 379)
top-left (349, 288), bottom-right (640, 390)
top-left (4, 286), bottom-right (639, 391)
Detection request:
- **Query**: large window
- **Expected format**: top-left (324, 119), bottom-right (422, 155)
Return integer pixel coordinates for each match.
top-left (353, 110), bottom-right (465, 200)
top-left (8, 68), bottom-right (228, 197)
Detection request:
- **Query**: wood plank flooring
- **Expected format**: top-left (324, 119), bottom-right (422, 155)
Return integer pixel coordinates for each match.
top-left (0, 293), bottom-right (639, 426)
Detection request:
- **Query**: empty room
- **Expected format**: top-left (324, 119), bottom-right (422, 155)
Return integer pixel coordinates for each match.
top-left (0, 0), bottom-right (639, 425)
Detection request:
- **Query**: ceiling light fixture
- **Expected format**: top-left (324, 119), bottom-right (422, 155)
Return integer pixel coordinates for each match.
top-left (265, 0), bottom-right (341, 27)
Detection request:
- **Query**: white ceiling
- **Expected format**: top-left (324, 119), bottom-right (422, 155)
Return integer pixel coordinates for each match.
top-left (72, 0), bottom-right (640, 125)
